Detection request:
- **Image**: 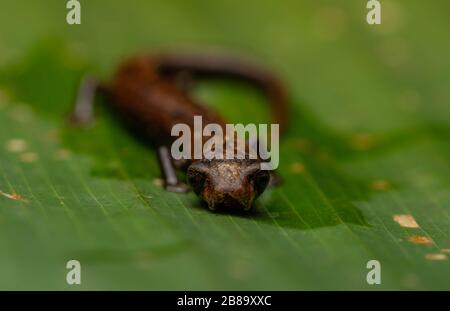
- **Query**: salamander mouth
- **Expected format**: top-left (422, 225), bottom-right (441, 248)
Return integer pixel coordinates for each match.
top-left (206, 194), bottom-right (254, 211)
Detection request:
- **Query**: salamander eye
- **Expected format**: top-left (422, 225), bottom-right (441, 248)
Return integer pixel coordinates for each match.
top-left (248, 169), bottom-right (270, 195)
top-left (187, 166), bottom-right (207, 195)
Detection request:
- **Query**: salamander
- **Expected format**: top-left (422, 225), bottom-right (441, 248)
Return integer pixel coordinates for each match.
top-left (71, 52), bottom-right (288, 211)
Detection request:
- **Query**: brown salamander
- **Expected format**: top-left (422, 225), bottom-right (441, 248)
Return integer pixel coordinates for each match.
top-left (71, 52), bottom-right (288, 211)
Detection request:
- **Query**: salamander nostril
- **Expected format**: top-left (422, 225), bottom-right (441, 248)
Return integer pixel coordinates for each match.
top-left (209, 194), bottom-right (251, 211)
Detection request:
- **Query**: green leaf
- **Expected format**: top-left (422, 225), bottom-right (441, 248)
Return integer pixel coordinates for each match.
top-left (0, 0), bottom-right (449, 290)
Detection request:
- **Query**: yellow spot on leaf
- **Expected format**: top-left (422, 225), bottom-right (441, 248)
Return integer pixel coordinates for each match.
top-left (370, 180), bottom-right (390, 191)
top-left (393, 214), bottom-right (419, 228)
top-left (20, 152), bottom-right (39, 163)
top-left (153, 178), bottom-right (164, 188)
top-left (351, 133), bottom-right (377, 151)
top-left (425, 253), bottom-right (447, 261)
top-left (55, 149), bottom-right (71, 160)
top-left (43, 130), bottom-right (60, 143)
top-left (290, 162), bottom-right (305, 174)
top-left (408, 235), bottom-right (433, 244)
top-left (0, 190), bottom-right (28, 203)
top-left (6, 139), bottom-right (27, 153)
top-left (441, 249), bottom-right (450, 253)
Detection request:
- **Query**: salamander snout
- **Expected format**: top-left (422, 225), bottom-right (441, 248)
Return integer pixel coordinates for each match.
top-left (187, 160), bottom-right (270, 211)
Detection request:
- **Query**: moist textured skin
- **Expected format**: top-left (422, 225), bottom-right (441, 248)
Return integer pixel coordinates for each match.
top-left (106, 53), bottom-right (287, 210)
top-left (109, 55), bottom-right (227, 146)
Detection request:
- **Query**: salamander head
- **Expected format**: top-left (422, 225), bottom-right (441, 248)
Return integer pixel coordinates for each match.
top-left (187, 159), bottom-right (270, 211)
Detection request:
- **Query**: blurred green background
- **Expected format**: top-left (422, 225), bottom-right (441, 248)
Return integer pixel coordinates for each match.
top-left (0, 0), bottom-right (449, 290)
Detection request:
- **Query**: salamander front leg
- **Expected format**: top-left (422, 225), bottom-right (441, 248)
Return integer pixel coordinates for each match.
top-left (157, 146), bottom-right (190, 193)
top-left (69, 75), bottom-right (100, 125)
